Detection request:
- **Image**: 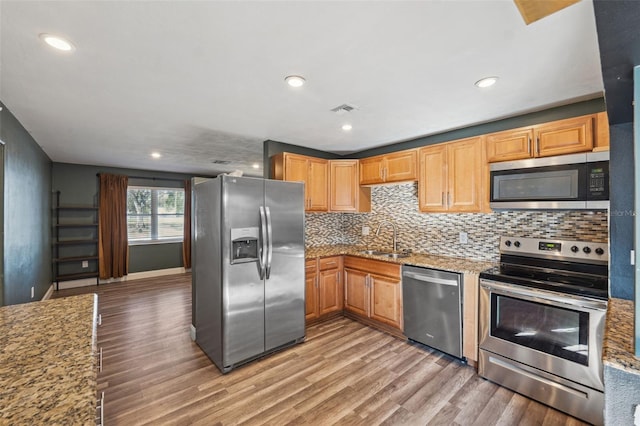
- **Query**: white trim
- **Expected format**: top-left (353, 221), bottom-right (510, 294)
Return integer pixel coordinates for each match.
top-left (190, 324), bottom-right (196, 341)
top-left (42, 284), bottom-right (54, 300)
top-left (56, 267), bottom-right (188, 290)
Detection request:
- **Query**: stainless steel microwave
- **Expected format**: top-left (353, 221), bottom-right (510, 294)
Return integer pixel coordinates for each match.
top-left (489, 151), bottom-right (609, 210)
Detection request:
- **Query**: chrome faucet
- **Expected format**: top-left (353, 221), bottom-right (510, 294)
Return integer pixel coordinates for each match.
top-left (375, 220), bottom-right (398, 253)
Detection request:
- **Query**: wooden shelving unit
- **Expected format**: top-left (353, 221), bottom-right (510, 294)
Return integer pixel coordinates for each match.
top-left (53, 192), bottom-right (99, 290)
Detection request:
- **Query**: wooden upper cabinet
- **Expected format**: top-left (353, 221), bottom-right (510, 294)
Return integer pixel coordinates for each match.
top-left (418, 144), bottom-right (448, 212)
top-left (448, 138), bottom-right (484, 212)
top-left (329, 160), bottom-right (371, 213)
top-left (359, 149), bottom-right (417, 185)
top-left (307, 158), bottom-right (329, 211)
top-left (536, 115), bottom-right (593, 157)
top-left (271, 153), bottom-right (328, 212)
top-left (486, 114), bottom-right (600, 162)
top-left (384, 150), bottom-right (418, 183)
top-left (485, 129), bottom-right (534, 162)
top-left (419, 137), bottom-right (486, 213)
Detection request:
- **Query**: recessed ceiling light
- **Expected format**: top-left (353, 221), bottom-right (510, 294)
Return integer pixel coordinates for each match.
top-left (252, 163), bottom-right (260, 169)
top-left (475, 76), bottom-right (499, 88)
top-left (342, 124), bottom-right (353, 131)
top-left (285, 75), bottom-right (306, 88)
top-left (151, 152), bottom-right (162, 159)
top-left (39, 33), bottom-right (75, 52)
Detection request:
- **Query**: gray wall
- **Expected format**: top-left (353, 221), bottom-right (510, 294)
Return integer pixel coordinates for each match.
top-left (609, 123), bottom-right (634, 300)
top-left (52, 162), bottom-right (193, 275)
top-left (1, 104), bottom-right (52, 306)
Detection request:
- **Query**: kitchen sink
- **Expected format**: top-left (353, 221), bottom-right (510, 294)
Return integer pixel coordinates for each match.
top-left (383, 253), bottom-right (410, 259)
top-left (359, 250), bottom-right (390, 255)
top-left (359, 250), bottom-right (410, 259)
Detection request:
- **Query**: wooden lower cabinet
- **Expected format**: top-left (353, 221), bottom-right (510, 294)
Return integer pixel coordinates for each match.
top-left (343, 256), bottom-right (403, 330)
top-left (305, 256), bottom-right (343, 322)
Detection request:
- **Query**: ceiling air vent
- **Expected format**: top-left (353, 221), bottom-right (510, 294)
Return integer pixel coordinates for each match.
top-left (330, 103), bottom-right (359, 114)
top-left (211, 160), bottom-right (232, 164)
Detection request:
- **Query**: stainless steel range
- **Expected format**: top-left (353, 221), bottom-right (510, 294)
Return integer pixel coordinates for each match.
top-left (479, 236), bottom-right (608, 425)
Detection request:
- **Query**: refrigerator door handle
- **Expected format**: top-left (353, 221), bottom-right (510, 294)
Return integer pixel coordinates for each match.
top-left (265, 206), bottom-right (273, 279)
top-left (258, 206), bottom-right (267, 279)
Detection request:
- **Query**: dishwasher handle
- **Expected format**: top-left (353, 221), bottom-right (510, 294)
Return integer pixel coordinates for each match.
top-left (402, 271), bottom-right (459, 287)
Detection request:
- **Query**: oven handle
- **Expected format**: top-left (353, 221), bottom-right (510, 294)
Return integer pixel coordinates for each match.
top-left (480, 279), bottom-right (608, 311)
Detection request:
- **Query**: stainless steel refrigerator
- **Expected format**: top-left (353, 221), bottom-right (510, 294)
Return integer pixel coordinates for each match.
top-left (193, 175), bottom-right (305, 373)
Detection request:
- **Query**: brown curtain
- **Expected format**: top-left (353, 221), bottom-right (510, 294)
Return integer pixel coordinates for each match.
top-left (98, 174), bottom-right (129, 279)
top-left (182, 179), bottom-right (192, 269)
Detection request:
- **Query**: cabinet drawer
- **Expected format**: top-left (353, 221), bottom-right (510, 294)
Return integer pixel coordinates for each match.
top-left (319, 256), bottom-right (341, 271)
top-left (344, 256), bottom-right (400, 279)
top-left (305, 259), bottom-right (317, 275)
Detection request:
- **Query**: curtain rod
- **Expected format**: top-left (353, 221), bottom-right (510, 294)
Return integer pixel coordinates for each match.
top-left (96, 173), bottom-right (186, 183)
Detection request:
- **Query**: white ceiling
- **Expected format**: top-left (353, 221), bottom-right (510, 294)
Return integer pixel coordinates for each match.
top-left (0, 0), bottom-right (604, 177)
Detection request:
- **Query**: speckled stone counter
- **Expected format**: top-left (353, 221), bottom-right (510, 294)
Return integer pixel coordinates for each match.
top-left (603, 297), bottom-right (639, 372)
top-left (306, 244), bottom-right (495, 274)
top-left (0, 294), bottom-right (98, 425)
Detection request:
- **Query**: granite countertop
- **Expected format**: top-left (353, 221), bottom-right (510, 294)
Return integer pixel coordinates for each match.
top-left (0, 294), bottom-right (98, 425)
top-left (603, 297), bottom-right (640, 374)
top-left (306, 244), bottom-right (495, 275)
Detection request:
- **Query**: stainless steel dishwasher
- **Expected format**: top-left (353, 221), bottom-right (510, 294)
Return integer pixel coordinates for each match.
top-left (402, 265), bottom-right (463, 358)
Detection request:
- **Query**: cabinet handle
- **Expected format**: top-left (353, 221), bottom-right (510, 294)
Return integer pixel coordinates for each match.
top-left (336, 271), bottom-right (340, 283)
top-left (98, 314), bottom-right (102, 326)
top-left (527, 137), bottom-right (532, 156)
top-left (96, 391), bottom-right (105, 426)
top-left (99, 347), bottom-right (103, 372)
top-left (441, 192), bottom-right (445, 207)
top-left (447, 192), bottom-right (451, 207)
top-left (383, 168), bottom-right (387, 181)
top-left (315, 276), bottom-right (319, 289)
top-left (536, 137), bottom-right (540, 156)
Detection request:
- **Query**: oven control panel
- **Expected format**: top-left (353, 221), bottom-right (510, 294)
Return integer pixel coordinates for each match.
top-left (500, 236), bottom-right (608, 263)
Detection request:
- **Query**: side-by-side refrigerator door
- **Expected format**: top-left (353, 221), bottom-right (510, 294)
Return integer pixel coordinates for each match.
top-left (221, 176), bottom-right (266, 368)
top-left (264, 179), bottom-right (305, 351)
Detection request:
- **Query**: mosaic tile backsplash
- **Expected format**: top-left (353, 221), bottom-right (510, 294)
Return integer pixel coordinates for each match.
top-left (306, 182), bottom-right (609, 262)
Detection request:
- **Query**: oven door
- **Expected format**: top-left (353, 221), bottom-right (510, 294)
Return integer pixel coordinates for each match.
top-left (479, 279), bottom-right (607, 391)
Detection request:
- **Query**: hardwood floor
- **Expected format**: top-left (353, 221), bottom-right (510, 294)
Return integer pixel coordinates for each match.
top-left (53, 274), bottom-right (588, 425)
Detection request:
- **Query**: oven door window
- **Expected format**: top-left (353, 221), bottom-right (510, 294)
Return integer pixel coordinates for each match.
top-left (491, 294), bottom-right (589, 365)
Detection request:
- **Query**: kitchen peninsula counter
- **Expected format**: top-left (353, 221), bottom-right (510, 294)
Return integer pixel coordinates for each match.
top-left (306, 244), bottom-right (495, 275)
top-left (0, 294), bottom-right (98, 425)
top-left (603, 298), bottom-right (639, 373)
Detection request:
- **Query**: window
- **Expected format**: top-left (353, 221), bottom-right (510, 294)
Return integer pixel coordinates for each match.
top-left (127, 186), bottom-right (184, 243)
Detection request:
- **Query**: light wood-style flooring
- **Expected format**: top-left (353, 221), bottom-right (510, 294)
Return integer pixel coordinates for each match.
top-left (53, 274), bottom-right (588, 425)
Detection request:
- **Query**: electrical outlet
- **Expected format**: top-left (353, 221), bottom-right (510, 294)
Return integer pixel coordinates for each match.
top-left (362, 226), bottom-right (370, 236)
top-left (31, 286), bottom-right (34, 299)
top-left (631, 250), bottom-right (635, 266)
top-left (82, 260), bottom-right (89, 268)
top-left (459, 232), bottom-right (468, 244)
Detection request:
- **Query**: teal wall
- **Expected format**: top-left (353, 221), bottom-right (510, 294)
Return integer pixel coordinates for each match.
top-left (0, 103), bottom-right (52, 306)
top-left (52, 163), bottom-right (193, 275)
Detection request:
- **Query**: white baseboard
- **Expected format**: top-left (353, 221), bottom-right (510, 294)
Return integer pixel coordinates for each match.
top-left (190, 324), bottom-right (196, 341)
top-left (42, 284), bottom-right (54, 300)
top-left (56, 267), bottom-right (188, 290)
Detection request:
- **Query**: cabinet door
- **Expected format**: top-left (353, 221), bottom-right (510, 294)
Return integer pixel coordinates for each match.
top-left (447, 137), bottom-right (484, 212)
top-left (418, 144), bottom-right (448, 212)
top-left (284, 154), bottom-right (309, 184)
top-left (329, 160), bottom-right (371, 213)
top-left (369, 273), bottom-right (402, 329)
top-left (535, 115), bottom-right (593, 157)
top-left (359, 157), bottom-right (384, 185)
top-left (307, 158), bottom-right (328, 211)
top-left (319, 269), bottom-right (343, 315)
top-left (344, 268), bottom-right (369, 317)
top-left (305, 260), bottom-right (318, 321)
top-left (485, 128), bottom-right (533, 162)
top-left (384, 149), bottom-right (417, 183)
